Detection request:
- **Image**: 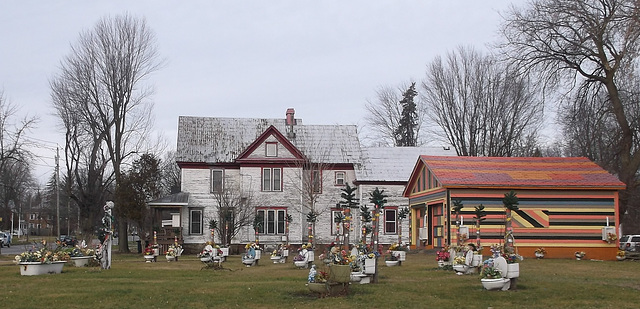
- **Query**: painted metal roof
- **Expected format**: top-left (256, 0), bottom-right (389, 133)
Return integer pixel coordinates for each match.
top-left (147, 192), bottom-right (190, 206)
top-left (176, 116), bottom-right (363, 164)
top-left (356, 147), bottom-right (456, 182)
top-left (419, 156), bottom-right (626, 189)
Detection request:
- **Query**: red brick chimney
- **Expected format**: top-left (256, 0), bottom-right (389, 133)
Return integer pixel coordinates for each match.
top-left (286, 108), bottom-right (296, 125)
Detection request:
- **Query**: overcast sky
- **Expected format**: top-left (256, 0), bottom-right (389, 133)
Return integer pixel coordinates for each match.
top-left (0, 1), bottom-right (520, 185)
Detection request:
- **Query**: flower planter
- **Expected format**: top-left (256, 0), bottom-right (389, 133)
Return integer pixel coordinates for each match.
top-left (166, 255), bottom-right (176, 262)
top-left (19, 261), bottom-right (66, 276)
top-left (392, 250), bottom-right (406, 261)
top-left (481, 278), bottom-right (510, 290)
top-left (350, 271), bottom-right (363, 282)
top-left (363, 258), bottom-right (376, 274)
top-left (329, 264), bottom-right (351, 283)
top-left (506, 263), bottom-right (519, 278)
top-left (535, 252), bottom-right (544, 259)
top-left (307, 282), bottom-right (328, 294)
top-left (616, 255), bottom-right (625, 261)
top-left (385, 260), bottom-right (399, 267)
top-left (437, 260), bottom-right (445, 267)
top-left (242, 258), bottom-right (256, 266)
top-left (144, 255), bottom-right (155, 263)
top-left (200, 256), bottom-right (212, 263)
top-left (453, 264), bottom-right (468, 273)
top-left (270, 256), bottom-right (283, 263)
top-left (70, 256), bottom-right (94, 267)
top-left (472, 254), bottom-right (482, 267)
top-left (294, 260), bottom-right (308, 268)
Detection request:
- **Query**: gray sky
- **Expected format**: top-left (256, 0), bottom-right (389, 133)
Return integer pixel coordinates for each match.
top-left (0, 1), bottom-right (518, 184)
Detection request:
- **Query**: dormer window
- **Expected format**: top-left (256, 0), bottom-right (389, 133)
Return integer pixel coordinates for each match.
top-left (266, 142), bottom-right (278, 157)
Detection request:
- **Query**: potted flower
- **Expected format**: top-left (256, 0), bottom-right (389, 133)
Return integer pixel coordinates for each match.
top-left (436, 248), bottom-right (451, 267)
top-left (143, 245), bottom-right (155, 262)
top-left (242, 242), bottom-right (259, 267)
top-left (479, 259), bottom-right (508, 290)
top-left (606, 233), bottom-right (618, 244)
top-left (575, 251), bottom-right (586, 260)
top-left (306, 266), bottom-right (329, 296)
top-left (198, 242), bottom-right (223, 267)
top-left (68, 246), bottom-right (96, 267)
top-left (502, 252), bottom-right (522, 278)
top-left (388, 242), bottom-right (408, 265)
top-left (452, 255), bottom-right (468, 273)
top-left (616, 250), bottom-right (626, 261)
top-left (14, 241), bottom-right (69, 276)
top-left (385, 251), bottom-right (400, 267)
top-left (534, 247), bottom-right (546, 259)
top-left (165, 244), bottom-right (183, 262)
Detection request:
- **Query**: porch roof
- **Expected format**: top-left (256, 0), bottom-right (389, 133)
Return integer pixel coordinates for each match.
top-left (147, 192), bottom-right (189, 206)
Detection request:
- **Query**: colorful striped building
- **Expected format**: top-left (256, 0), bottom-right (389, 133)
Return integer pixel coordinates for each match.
top-left (403, 156), bottom-right (626, 260)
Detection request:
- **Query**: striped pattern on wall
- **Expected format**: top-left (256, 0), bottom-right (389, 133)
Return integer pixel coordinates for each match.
top-left (451, 196), bottom-right (616, 247)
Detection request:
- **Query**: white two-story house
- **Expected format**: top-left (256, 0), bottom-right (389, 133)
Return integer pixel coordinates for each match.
top-left (149, 108), bottom-right (454, 253)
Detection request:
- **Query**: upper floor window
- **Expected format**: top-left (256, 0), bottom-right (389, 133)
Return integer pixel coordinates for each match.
top-left (262, 168), bottom-right (282, 191)
top-left (384, 208), bottom-right (398, 234)
top-left (335, 171), bottom-right (345, 186)
top-left (256, 208), bottom-right (287, 235)
top-left (266, 142), bottom-right (278, 157)
top-left (312, 169), bottom-right (322, 193)
top-left (211, 169), bottom-right (224, 193)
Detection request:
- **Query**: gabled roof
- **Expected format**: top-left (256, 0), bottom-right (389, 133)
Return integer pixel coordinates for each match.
top-left (356, 146), bottom-right (455, 182)
top-left (176, 116), bottom-right (362, 164)
top-left (405, 156), bottom-right (626, 194)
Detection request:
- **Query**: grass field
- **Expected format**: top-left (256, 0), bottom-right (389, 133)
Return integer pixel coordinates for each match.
top-left (1, 250), bottom-right (640, 309)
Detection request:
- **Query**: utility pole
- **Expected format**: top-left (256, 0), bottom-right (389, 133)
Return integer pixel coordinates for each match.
top-left (56, 147), bottom-right (60, 238)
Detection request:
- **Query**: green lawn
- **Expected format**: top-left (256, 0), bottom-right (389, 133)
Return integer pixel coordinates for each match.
top-left (1, 251), bottom-right (639, 309)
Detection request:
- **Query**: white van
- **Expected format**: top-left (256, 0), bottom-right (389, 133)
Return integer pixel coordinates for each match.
top-left (619, 235), bottom-right (640, 252)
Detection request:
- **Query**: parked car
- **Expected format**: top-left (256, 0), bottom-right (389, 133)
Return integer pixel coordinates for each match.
top-left (619, 235), bottom-right (640, 252)
top-left (0, 231), bottom-right (10, 247)
top-left (58, 235), bottom-right (77, 246)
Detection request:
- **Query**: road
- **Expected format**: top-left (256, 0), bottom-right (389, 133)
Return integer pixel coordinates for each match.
top-left (0, 242), bottom-right (40, 256)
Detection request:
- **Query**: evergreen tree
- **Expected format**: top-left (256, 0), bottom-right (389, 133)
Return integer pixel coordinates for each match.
top-left (394, 82), bottom-right (418, 146)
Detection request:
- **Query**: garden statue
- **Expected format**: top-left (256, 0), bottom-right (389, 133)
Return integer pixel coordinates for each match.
top-left (308, 265), bottom-right (317, 283)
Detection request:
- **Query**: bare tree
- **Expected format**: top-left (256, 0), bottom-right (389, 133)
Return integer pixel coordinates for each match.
top-left (422, 46), bottom-right (543, 156)
top-left (160, 151), bottom-right (181, 195)
top-left (0, 91), bottom-right (38, 231)
top-left (211, 176), bottom-right (255, 246)
top-left (364, 82), bottom-right (426, 147)
top-left (50, 14), bottom-right (162, 252)
top-left (500, 0), bottom-right (640, 224)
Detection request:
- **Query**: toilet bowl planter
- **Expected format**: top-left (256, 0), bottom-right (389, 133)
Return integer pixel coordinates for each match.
top-left (481, 278), bottom-right (510, 290)
top-left (506, 263), bottom-right (520, 278)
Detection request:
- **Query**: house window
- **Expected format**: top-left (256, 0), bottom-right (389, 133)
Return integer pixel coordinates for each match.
top-left (262, 168), bottom-right (282, 191)
top-left (30, 214), bottom-right (36, 220)
top-left (256, 208), bottom-right (287, 235)
top-left (190, 209), bottom-right (203, 235)
top-left (312, 169), bottom-right (322, 193)
top-left (331, 210), bottom-right (345, 236)
top-left (335, 171), bottom-right (345, 186)
top-left (211, 169), bottom-right (224, 193)
top-left (266, 143), bottom-right (278, 157)
top-left (384, 208), bottom-right (397, 234)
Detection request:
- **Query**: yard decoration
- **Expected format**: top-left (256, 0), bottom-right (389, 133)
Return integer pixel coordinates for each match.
top-left (338, 183), bottom-right (359, 249)
top-left (95, 201), bottom-right (114, 269)
top-left (474, 204), bottom-right (487, 249)
top-left (502, 191), bottom-right (519, 255)
top-left (452, 199), bottom-right (464, 246)
top-left (15, 240), bottom-right (70, 275)
top-left (368, 187), bottom-right (388, 284)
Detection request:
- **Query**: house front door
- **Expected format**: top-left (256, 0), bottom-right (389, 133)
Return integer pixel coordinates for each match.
top-left (430, 203), bottom-right (445, 248)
